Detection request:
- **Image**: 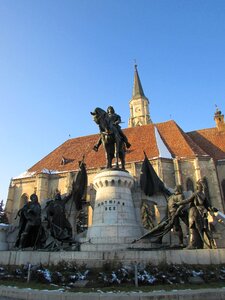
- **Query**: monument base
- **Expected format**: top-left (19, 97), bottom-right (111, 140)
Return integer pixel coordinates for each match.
top-left (80, 241), bottom-right (163, 252)
top-left (0, 249), bottom-right (225, 268)
top-left (0, 224), bottom-right (9, 250)
top-left (87, 169), bottom-right (143, 244)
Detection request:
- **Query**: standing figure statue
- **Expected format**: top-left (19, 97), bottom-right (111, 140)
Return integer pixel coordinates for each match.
top-left (15, 193), bottom-right (42, 249)
top-left (45, 189), bottom-right (73, 241)
top-left (91, 106), bottom-right (131, 169)
top-left (167, 185), bottom-right (189, 247)
top-left (15, 195), bottom-right (29, 248)
top-left (176, 179), bottom-right (216, 249)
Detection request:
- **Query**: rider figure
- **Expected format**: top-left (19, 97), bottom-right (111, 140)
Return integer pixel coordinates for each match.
top-left (106, 106), bottom-right (131, 149)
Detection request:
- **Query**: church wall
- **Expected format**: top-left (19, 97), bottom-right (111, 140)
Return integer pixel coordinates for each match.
top-left (215, 161), bottom-right (225, 210)
top-left (128, 160), bottom-right (175, 228)
top-left (5, 168), bottom-right (102, 227)
top-left (46, 173), bottom-right (73, 199)
top-left (179, 159), bottom-right (196, 189)
top-left (36, 173), bottom-right (50, 202)
top-left (152, 159), bottom-right (174, 225)
top-left (47, 175), bottom-right (61, 198)
top-left (160, 159), bottom-right (176, 189)
top-left (6, 177), bottom-right (37, 223)
top-left (217, 161), bottom-right (225, 186)
top-left (198, 158), bottom-right (223, 211)
top-left (5, 156), bottom-right (225, 232)
top-left (177, 158), bottom-right (224, 212)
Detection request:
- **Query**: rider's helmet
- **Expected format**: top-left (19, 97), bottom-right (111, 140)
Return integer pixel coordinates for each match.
top-left (107, 106), bottom-right (115, 114)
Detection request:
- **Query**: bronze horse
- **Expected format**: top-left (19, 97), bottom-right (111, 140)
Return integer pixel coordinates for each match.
top-left (91, 107), bottom-right (126, 169)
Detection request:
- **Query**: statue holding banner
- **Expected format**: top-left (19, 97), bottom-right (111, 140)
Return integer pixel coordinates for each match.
top-left (45, 190), bottom-right (73, 241)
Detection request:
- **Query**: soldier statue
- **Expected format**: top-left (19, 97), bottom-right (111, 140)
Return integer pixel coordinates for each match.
top-left (15, 193), bottom-right (42, 249)
top-left (45, 189), bottom-right (73, 241)
top-left (176, 179), bottom-right (216, 249)
top-left (167, 185), bottom-right (189, 247)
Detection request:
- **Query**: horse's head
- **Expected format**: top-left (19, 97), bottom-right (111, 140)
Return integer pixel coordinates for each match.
top-left (90, 107), bottom-right (110, 131)
top-left (90, 107), bottom-right (104, 124)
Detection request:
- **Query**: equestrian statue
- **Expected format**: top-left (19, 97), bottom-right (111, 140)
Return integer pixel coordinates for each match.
top-left (91, 106), bottom-right (131, 170)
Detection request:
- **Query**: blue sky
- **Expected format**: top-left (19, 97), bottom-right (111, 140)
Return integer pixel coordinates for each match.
top-left (0, 0), bottom-right (225, 202)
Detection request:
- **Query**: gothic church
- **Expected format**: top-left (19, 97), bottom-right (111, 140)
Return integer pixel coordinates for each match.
top-left (6, 66), bottom-right (225, 230)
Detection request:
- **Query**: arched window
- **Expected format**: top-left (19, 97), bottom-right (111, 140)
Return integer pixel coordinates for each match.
top-left (186, 178), bottom-right (194, 192)
top-left (222, 179), bottom-right (225, 201)
top-left (202, 177), bottom-right (211, 204)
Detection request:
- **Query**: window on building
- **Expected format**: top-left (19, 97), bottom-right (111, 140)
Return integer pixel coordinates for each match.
top-left (222, 179), bottom-right (225, 201)
top-left (203, 177), bottom-right (211, 204)
top-left (186, 178), bottom-right (194, 192)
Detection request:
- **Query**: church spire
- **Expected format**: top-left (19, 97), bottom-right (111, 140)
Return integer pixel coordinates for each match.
top-left (132, 64), bottom-right (146, 99)
top-left (128, 65), bottom-right (152, 128)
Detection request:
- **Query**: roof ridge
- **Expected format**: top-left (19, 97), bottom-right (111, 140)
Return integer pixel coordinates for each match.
top-left (187, 127), bottom-right (216, 134)
top-left (174, 122), bottom-right (209, 156)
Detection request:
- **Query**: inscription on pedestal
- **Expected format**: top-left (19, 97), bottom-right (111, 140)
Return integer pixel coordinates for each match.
top-left (87, 170), bottom-right (142, 244)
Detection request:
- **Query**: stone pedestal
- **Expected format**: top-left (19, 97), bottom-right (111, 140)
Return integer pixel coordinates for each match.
top-left (86, 170), bottom-right (143, 245)
top-left (0, 224), bottom-right (9, 250)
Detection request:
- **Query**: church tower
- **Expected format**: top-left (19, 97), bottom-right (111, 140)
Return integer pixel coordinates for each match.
top-left (214, 106), bottom-right (225, 132)
top-left (128, 65), bottom-right (152, 127)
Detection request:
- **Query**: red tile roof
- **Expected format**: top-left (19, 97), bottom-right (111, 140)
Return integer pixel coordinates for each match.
top-left (187, 128), bottom-right (225, 161)
top-left (156, 121), bottom-right (207, 158)
top-left (28, 120), bottom-right (215, 173)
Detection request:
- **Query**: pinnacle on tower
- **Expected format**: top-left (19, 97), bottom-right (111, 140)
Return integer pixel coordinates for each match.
top-left (214, 105), bottom-right (225, 132)
top-left (132, 64), bottom-right (146, 99)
